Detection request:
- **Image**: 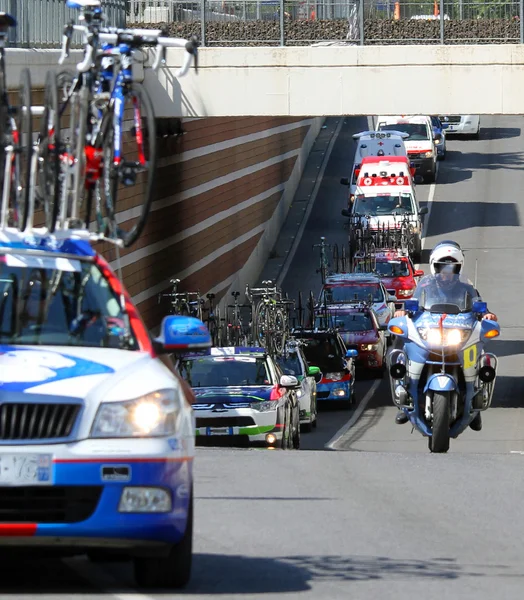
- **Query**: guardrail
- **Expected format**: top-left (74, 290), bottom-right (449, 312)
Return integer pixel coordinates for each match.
top-left (0, 0), bottom-right (126, 48)
top-left (127, 0), bottom-right (524, 45)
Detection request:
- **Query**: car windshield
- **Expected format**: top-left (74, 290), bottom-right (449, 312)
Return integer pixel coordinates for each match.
top-left (367, 260), bottom-right (410, 277)
top-left (180, 356), bottom-right (271, 387)
top-left (331, 313), bottom-right (375, 332)
top-left (353, 194), bottom-right (414, 216)
top-left (0, 254), bottom-right (137, 348)
top-left (413, 273), bottom-right (479, 312)
top-left (323, 284), bottom-right (384, 303)
top-left (299, 336), bottom-right (346, 372)
top-left (277, 353), bottom-right (304, 377)
top-left (379, 123), bottom-right (429, 140)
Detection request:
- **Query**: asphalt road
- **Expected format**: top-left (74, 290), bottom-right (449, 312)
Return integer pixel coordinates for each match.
top-left (12, 116), bottom-right (524, 600)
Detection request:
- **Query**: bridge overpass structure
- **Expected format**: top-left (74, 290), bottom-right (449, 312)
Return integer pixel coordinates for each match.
top-left (7, 44), bottom-right (524, 117)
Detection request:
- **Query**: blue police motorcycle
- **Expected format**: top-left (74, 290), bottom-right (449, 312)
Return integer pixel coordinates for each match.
top-left (387, 274), bottom-right (500, 453)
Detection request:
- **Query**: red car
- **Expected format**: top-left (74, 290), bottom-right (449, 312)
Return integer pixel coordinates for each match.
top-left (355, 251), bottom-right (424, 307)
top-left (327, 305), bottom-right (386, 377)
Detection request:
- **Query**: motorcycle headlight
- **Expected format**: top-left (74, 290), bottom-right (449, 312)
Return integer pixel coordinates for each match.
top-left (296, 389), bottom-right (303, 398)
top-left (325, 372), bottom-right (343, 381)
top-left (91, 389), bottom-right (179, 438)
top-left (417, 327), bottom-right (471, 347)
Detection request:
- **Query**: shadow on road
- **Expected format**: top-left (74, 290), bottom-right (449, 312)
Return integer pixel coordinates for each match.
top-left (480, 127), bottom-right (522, 140)
top-left (426, 201), bottom-right (520, 235)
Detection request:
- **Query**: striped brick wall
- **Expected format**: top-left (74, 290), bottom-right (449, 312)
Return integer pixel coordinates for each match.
top-left (101, 115), bottom-right (325, 331)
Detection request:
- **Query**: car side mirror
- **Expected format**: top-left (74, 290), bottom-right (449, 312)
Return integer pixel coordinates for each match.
top-left (345, 349), bottom-right (358, 358)
top-left (308, 365), bottom-right (320, 376)
top-left (388, 295), bottom-right (396, 303)
top-left (379, 325), bottom-right (387, 331)
top-left (154, 315), bottom-right (212, 355)
top-left (414, 175), bottom-right (424, 184)
top-left (404, 299), bottom-right (420, 313)
top-left (341, 209), bottom-right (351, 217)
top-left (340, 177), bottom-right (350, 186)
top-left (280, 374), bottom-right (300, 389)
top-left (419, 206), bottom-right (429, 215)
top-left (473, 301), bottom-right (487, 315)
top-left (414, 269), bottom-right (424, 277)
top-left (441, 122), bottom-right (449, 129)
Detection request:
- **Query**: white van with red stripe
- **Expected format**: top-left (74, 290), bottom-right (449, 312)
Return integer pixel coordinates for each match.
top-left (376, 116), bottom-right (437, 183)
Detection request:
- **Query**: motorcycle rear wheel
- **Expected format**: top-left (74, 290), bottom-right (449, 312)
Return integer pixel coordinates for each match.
top-left (428, 392), bottom-right (450, 453)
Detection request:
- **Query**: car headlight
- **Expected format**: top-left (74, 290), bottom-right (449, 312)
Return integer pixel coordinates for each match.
top-left (91, 389), bottom-right (179, 438)
top-left (325, 372), bottom-right (343, 381)
top-left (398, 289), bottom-right (414, 297)
top-left (360, 344), bottom-right (379, 351)
top-left (423, 151), bottom-right (434, 158)
top-left (417, 327), bottom-right (471, 347)
top-left (254, 401), bottom-right (278, 412)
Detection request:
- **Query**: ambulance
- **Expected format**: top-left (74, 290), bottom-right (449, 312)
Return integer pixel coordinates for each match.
top-left (342, 156), bottom-right (428, 262)
top-left (341, 130), bottom-right (410, 200)
top-left (376, 116), bottom-right (438, 183)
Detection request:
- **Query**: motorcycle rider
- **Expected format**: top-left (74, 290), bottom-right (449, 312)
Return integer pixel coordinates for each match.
top-left (393, 240), bottom-right (497, 430)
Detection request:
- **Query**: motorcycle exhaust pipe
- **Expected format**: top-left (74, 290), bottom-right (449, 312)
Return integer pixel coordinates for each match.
top-left (389, 349), bottom-right (407, 380)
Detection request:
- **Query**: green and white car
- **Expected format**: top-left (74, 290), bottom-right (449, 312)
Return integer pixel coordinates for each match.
top-left (277, 341), bottom-right (319, 432)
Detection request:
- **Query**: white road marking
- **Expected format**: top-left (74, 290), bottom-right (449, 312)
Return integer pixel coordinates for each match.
top-left (420, 162), bottom-right (439, 253)
top-left (510, 451), bottom-right (524, 454)
top-left (64, 557), bottom-right (154, 600)
top-left (324, 379), bottom-right (382, 450)
top-left (277, 117), bottom-right (345, 287)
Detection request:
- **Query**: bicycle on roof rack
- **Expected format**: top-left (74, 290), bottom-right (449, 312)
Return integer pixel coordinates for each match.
top-left (245, 280), bottom-right (293, 356)
top-left (33, 0), bottom-right (198, 246)
top-left (225, 291), bottom-right (250, 347)
top-left (313, 236), bottom-right (332, 285)
top-left (202, 292), bottom-right (224, 347)
top-left (157, 278), bottom-right (204, 320)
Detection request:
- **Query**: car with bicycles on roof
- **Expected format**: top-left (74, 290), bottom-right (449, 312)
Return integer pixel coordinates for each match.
top-left (319, 272), bottom-right (396, 331)
top-left (276, 339), bottom-right (319, 432)
top-left (341, 156), bottom-right (428, 263)
top-left (319, 303), bottom-right (387, 377)
top-left (353, 249), bottom-right (425, 308)
top-left (180, 346), bottom-right (301, 449)
top-left (0, 2), bottom-right (206, 590)
top-left (291, 325), bottom-right (357, 406)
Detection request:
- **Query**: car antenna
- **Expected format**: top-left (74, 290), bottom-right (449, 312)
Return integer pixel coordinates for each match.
top-left (114, 244), bottom-right (133, 349)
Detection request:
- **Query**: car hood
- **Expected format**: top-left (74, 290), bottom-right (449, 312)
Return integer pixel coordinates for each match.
top-left (340, 331), bottom-right (379, 346)
top-left (193, 386), bottom-right (273, 406)
top-left (0, 344), bottom-right (162, 400)
top-left (380, 275), bottom-right (414, 288)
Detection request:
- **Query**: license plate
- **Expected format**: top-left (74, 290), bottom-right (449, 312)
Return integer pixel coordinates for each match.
top-left (206, 427), bottom-right (233, 436)
top-left (0, 454), bottom-right (53, 485)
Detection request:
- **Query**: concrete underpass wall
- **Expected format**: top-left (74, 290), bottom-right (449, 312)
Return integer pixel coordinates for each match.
top-left (103, 116), bottom-right (325, 330)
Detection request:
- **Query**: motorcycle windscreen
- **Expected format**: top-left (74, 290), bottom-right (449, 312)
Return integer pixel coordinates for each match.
top-left (413, 273), bottom-right (481, 314)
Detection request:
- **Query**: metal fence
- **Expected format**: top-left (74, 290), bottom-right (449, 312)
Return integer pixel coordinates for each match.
top-left (2, 0), bottom-right (523, 46)
top-left (127, 0), bottom-right (524, 45)
top-left (0, 0), bottom-right (126, 47)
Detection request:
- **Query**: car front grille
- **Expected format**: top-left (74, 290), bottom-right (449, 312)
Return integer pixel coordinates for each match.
top-left (0, 486), bottom-right (102, 523)
top-left (387, 289), bottom-right (396, 296)
top-left (408, 152), bottom-right (423, 159)
top-left (196, 416), bottom-right (256, 428)
top-left (317, 391), bottom-right (330, 399)
top-left (0, 403), bottom-right (80, 440)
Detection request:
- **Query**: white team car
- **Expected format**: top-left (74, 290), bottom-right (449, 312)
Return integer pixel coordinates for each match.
top-left (438, 115), bottom-right (481, 139)
top-left (276, 340), bottom-right (319, 432)
top-left (0, 228), bottom-right (209, 590)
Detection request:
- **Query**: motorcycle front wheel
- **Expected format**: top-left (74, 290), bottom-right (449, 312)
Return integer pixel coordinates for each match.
top-left (428, 392), bottom-right (450, 453)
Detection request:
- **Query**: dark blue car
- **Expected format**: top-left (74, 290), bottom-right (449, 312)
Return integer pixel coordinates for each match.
top-left (431, 116), bottom-right (449, 160)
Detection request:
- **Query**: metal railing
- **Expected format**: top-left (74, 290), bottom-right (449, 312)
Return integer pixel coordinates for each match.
top-left (126, 0), bottom-right (524, 45)
top-left (2, 0), bottom-right (523, 46)
top-left (0, 0), bottom-right (126, 47)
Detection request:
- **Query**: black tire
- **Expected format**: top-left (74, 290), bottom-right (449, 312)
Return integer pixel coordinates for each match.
top-left (301, 420), bottom-right (312, 433)
top-left (39, 71), bottom-right (61, 233)
top-left (429, 392), bottom-right (450, 453)
top-left (13, 68), bottom-right (32, 231)
top-left (103, 83), bottom-right (157, 248)
top-left (134, 492), bottom-right (193, 589)
top-left (424, 166), bottom-right (436, 184)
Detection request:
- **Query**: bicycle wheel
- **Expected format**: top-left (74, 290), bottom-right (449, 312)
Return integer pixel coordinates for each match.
top-left (296, 291), bottom-right (303, 328)
top-left (307, 291), bottom-right (315, 328)
top-left (12, 68), bottom-right (32, 231)
top-left (332, 243), bottom-right (339, 273)
top-left (101, 83), bottom-right (156, 248)
top-left (273, 308), bottom-right (287, 355)
top-left (253, 301), bottom-right (267, 348)
top-left (36, 71), bottom-right (62, 233)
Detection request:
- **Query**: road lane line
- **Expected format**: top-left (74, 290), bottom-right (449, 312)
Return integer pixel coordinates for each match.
top-left (324, 379), bottom-right (381, 450)
top-left (420, 163), bottom-right (439, 251)
top-left (277, 117), bottom-right (345, 287)
top-left (64, 557), bottom-right (154, 600)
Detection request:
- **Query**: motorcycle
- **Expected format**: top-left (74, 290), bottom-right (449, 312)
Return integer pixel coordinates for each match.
top-left (387, 273), bottom-right (500, 453)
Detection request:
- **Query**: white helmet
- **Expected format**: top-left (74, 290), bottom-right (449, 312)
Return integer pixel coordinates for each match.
top-left (429, 240), bottom-right (464, 275)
